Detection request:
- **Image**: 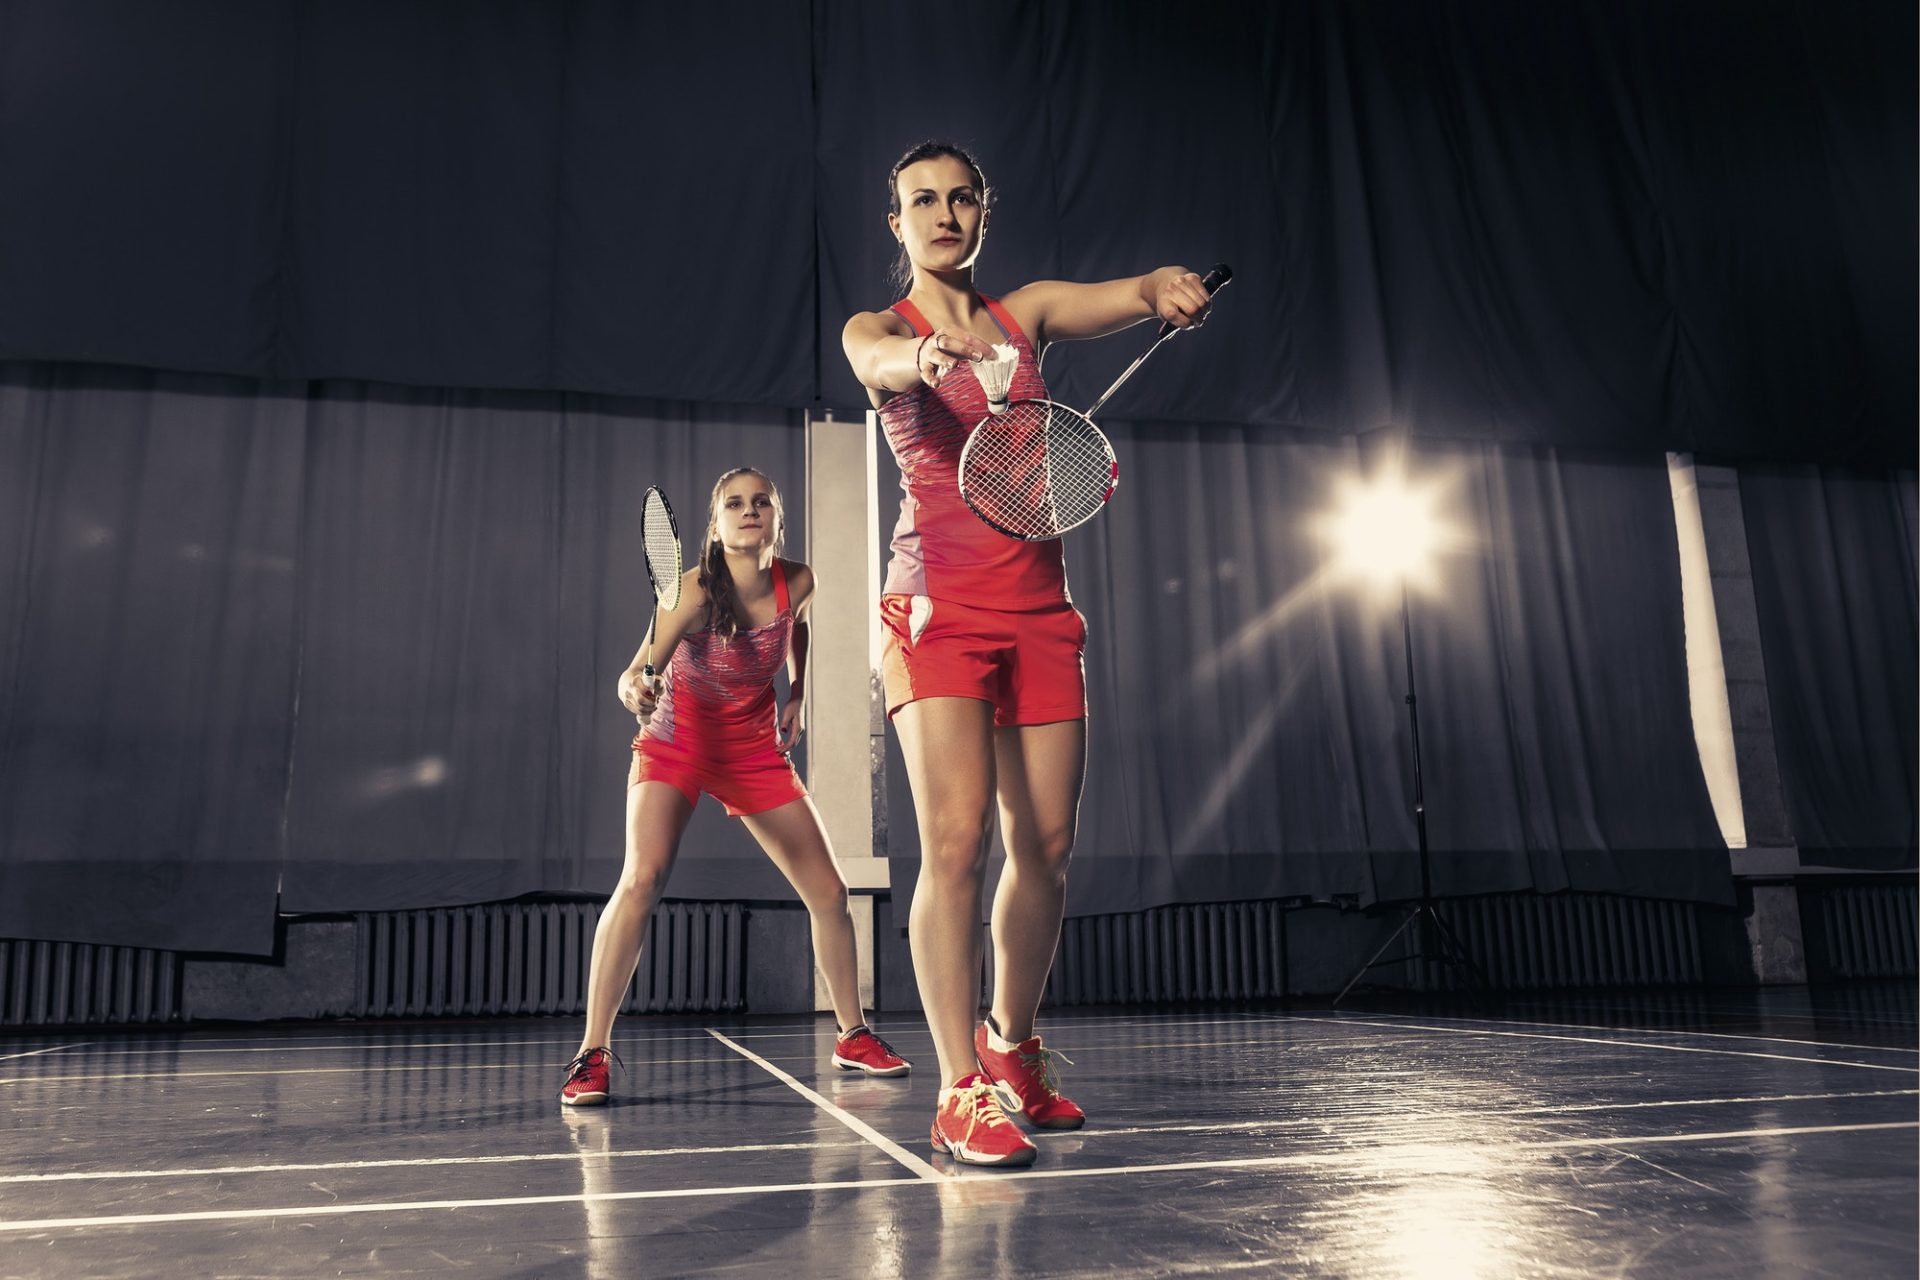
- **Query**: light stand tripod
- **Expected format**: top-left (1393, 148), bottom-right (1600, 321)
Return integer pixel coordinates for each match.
top-left (1333, 581), bottom-right (1490, 1004)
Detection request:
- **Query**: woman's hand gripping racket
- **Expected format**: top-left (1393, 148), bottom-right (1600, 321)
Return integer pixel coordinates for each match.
top-left (636, 485), bottom-right (683, 724)
top-left (959, 264), bottom-right (1233, 541)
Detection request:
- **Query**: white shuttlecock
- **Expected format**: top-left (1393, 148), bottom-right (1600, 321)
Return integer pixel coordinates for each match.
top-left (976, 343), bottom-right (1019, 414)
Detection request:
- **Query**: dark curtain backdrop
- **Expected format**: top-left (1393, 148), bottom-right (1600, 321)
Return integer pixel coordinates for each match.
top-left (0, 0), bottom-right (1910, 463)
top-left (0, 365), bottom-right (300, 954)
top-left (1739, 466), bottom-right (1918, 870)
top-left (0, 361), bottom-right (807, 952)
top-left (880, 428), bottom-right (1732, 914)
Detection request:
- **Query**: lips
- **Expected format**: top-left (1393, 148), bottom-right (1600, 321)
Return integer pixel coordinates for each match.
top-left (932, 236), bottom-right (960, 246)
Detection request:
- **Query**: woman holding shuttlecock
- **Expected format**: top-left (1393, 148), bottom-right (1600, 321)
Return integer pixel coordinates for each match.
top-left (840, 139), bottom-right (1214, 1168)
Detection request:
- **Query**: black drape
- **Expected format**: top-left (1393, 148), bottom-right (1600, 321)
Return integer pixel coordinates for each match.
top-left (881, 427), bottom-right (1732, 913)
top-left (281, 385), bottom-right (809, 912)
top-left (0, 0), bottom-right (1910, 463)
top-left (1739, 466), bottom-right (1918, 870)
top-left (0, 361), bottom-right (807, 951)
top-left (0, 364), bottom-right (300, 954)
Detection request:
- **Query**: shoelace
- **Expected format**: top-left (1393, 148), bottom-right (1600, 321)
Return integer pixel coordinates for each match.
top-left (1018, 1044), bottom-right (1074, 1096)
top-left (563, 1046), bottom-right (625, 1084)
top-left (953, 1082), bottom-right (1014, 1132)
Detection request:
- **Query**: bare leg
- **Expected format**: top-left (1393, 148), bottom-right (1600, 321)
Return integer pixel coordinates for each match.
top-left (894, 696), bottom-right (997, 1085)
top-left (578, 781), bottom-right (695, 1055)
top-left (740, 795), bottom-right (864, 1033)
top-left (989, 719), bottom-right (1086, 1041)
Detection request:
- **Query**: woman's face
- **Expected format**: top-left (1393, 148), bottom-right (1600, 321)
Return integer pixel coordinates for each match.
top-left (712, 472), bottom-right (779, 554)
top-left (890, 154), bottom-right (987, 275)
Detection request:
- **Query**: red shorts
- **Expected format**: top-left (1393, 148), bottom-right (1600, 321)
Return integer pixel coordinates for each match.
top-left (628, 734), bottom-right (806, 818)
top-left (880, 594), bottom-right (1087, 727)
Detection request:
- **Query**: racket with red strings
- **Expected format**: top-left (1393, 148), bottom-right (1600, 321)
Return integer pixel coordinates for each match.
top-left (958, 264), bottom-right (1233, 540)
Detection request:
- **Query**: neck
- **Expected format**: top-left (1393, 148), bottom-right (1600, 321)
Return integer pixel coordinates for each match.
top-left (724, 547), bottom-right (774, 588)
top-left (908, 267), bottom-right (981, 321)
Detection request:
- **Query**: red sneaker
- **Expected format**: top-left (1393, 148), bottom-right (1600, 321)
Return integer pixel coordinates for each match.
top-left (929, 1073), bottom-right (1037, 1167)
top-left (974, 1022), bottom-right (1085, 1129)
top-left (559, 1046), bottom-right (618, 1106)
top-left (832, 1026), bottom-right (912, 1077)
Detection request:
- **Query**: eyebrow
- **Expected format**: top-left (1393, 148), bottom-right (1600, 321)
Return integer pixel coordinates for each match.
top-left (907, 186), bottom-right (977, 197)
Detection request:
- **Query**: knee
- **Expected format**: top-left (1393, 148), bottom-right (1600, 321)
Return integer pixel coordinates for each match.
top-left (612, 863), bottom-right (669, 911)
top-left (808, 879), bottom-right (851, 921)
top-left (919, 807), bottom-right (993, 884)
top-left (1018, 824), bottom-right (1076, 882)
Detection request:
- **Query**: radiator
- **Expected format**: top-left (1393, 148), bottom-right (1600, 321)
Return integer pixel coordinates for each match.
top-left (0, 939), bottom-right (184, 1026)
top-left (355, 901), bottom-right (746, 1017)
top-left (1804, 882), bottom-right (1918, 979)
top-left (1045, 894), bottom-right (1705, 1004)
top-left (1434, 893), bottom-right (1703, 990)
top-left (1047, 901), bottom-right (1289, 1004)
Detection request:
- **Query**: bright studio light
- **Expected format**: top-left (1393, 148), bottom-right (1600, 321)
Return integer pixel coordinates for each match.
top-left (1323, 469), bottom-right (1447, 590)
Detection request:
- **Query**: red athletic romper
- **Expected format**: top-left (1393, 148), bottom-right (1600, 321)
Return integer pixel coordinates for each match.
top-left (629, 559), bottom-right (807, 817)
top-left (876, 296), bottom-right (1087, 726)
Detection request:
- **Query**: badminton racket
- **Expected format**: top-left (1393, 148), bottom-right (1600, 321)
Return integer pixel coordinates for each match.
top-left (639, 485), bottom-right (683, 721)
top-left (958, 264), bottom-right (1233, 540)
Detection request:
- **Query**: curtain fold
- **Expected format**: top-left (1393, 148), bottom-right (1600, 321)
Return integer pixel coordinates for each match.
top-left (0, 1), bottom-right (1908, 462)
top-left (887, 427), bottom-right (1732, 915)
top-left (0, 361), bottom-right (809, 950)
top-left (1739, 466), bottom-right (1918, 869)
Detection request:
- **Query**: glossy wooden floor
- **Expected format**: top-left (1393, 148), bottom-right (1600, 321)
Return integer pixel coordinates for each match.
top-left (2, 986), bottom-right (1915, 1277)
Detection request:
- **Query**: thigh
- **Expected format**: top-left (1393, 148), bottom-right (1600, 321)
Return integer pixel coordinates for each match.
top-left (894, 695), bottom-right (999, 858)
top-left (623, 780), bottom-right (697, 878)
top-left (993, 719), bottom-right (1088, 863)
top-left (738, 796), bottom-right (848, 900)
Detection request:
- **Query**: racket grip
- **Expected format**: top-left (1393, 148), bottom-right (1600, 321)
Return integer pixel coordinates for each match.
top-left (1156, 263), bottom-right (1234, 338)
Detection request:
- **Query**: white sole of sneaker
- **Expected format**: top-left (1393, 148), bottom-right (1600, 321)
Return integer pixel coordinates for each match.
top-left (929, 1133), bottom-right (1036, 1167)
top-left (831, 1054), bottom-right (910, 1078)
top-left (560, 1092), bottom-right (608, 1106)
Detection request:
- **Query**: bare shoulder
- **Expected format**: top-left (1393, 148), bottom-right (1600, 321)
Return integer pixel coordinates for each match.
top-left (842, 307), bottom-right (912, 347)
top-left (997, 281), bottom-right (1061, 342)
top-left (781, 558), bottom-right (816, 610)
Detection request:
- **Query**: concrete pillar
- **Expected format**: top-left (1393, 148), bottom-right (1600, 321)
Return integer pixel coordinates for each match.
top-left (1680, 457), bottom-right (1806, 983)
top-left (804, 411), bottom-right (889, 1014)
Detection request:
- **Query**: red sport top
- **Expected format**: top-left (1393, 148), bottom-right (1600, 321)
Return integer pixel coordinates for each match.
top-left (639, 560), bottom-right (794, 752)
top-left (877, 296), bottom-right (1068, 609)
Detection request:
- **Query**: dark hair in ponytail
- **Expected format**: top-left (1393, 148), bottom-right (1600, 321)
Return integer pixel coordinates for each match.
top-left (886, 139), bottom-right (989, 295)
top-left (699, 467), bottom-right (786, 638)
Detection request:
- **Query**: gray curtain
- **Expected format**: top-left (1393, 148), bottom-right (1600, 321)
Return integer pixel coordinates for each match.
top-left (1739, 465), bottom-right (1918, 869)
top-left (0, 361), bottom-right (806, 953)
top-left (884, 426), bottom-right (1733, 914)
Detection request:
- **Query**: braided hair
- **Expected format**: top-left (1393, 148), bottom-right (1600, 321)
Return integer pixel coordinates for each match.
top-left (699, 467), bottom-right (786, 638)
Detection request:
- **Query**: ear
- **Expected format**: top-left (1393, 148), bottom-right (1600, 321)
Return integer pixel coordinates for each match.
top-left (980, 206), bottom-right (990, 238)
top-left (887, 211), bottom-right (902, 244)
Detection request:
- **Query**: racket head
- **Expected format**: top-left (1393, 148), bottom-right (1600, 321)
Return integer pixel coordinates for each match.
top-left (958, 399), bottom-right (1119, 541)
top-left (640, 485), bottom-right (684, 611)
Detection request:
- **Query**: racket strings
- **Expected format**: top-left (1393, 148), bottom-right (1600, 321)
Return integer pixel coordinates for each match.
top-left (642, 494), bottom-right (683, 610)
top-left (961, 401), bottom-right (1115, 539)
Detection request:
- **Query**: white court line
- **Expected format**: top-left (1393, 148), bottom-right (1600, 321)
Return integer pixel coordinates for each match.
top-left (23, 1086), bottom-right (1907, 1187)
top-left (1084, 1088), bottom-right (1920, 1138)
top-left (1350, 1009), bottom-right (1920, 1057)
top-left (0, 1139), bottom-right (870, 1185)
top-left (0, 1056), bottom-right (755, 1087)
top-left (2, 1119), bottom-right (1908, 1234)
top-left (27, 1012), bottom-right (1265, 1056)
top-left (0, 1042), bottom-right (90, 1064)
top-left (1291, 1015), bottom-right (1920, 1074)
top-left (705, 1029), bottom-right (940, 1181)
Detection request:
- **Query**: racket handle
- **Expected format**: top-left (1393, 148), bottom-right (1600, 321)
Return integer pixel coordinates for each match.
top-left (1156, 263), bottom-right (1234, 338)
